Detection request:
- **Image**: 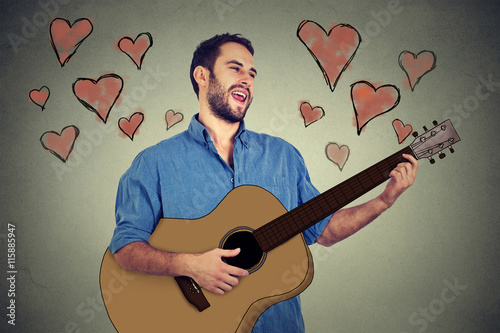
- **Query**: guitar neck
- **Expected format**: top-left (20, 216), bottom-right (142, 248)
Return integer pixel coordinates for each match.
top-left (253, 145), bottom-right (415, 252)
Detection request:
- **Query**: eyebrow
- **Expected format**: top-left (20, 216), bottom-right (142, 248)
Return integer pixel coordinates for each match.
top-left (226, 60), bottom-right (257, 76)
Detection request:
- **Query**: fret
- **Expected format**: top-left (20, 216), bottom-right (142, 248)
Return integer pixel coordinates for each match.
top-left (254, 146), bottom-right (415, 252)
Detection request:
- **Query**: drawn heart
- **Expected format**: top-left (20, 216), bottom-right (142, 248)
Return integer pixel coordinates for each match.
top-left (118, 32), bottom-right (153, 70)
top-left (325, 143), bottom-right (350, 171)
top-left (392, 119), bottom-right (413, 144)
top-left (399, 50), bottom-right (437, 91)
top-left (299, 102), bottom-right (325, 127)
top-left (297, 20), bottom-right (361, 92)
top-left (49, 18), bottom-right (93, 67)
top-left (165, 110), bottom-right (184, 130)
top-left (40, 125), bottom-right (80, 162)
top-left (29, 86), bottom-right (50, 110)
top-left (119, 112), bottom-right (144, 140)
top-left (351, 81), bottom-right (401, 135)
top-left (72, 74), bottom-right (124, 124)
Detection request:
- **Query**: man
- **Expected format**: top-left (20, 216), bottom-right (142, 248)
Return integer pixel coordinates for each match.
top-left (109, 33), bottom-right (418, 332)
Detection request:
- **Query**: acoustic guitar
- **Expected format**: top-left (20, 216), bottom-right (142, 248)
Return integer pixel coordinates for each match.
top-left (100, 119), bottom-right (460, 332)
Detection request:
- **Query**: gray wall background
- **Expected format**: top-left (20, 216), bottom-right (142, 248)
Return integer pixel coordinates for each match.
top-left (1, 0), bottom-right (499, 332)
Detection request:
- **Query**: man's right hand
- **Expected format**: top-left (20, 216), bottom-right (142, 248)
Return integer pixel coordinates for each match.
top-left (185, 248), bottom-right (249, 295)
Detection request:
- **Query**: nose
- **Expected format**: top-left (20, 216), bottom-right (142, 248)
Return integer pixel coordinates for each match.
top-left (239, 70), bottom-right (253, 87)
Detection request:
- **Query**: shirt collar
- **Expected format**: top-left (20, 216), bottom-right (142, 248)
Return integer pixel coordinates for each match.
top-left (188, 114), bottom-right (249, 148)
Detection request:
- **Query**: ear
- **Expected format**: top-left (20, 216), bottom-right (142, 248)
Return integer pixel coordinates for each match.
top-left (193, 65), bottom-right (209, 89)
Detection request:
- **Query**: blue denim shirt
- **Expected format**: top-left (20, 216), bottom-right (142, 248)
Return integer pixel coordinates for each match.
top-left (110, 114), bottom-right (330, 332)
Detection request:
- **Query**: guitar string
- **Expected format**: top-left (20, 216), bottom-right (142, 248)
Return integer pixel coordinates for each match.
top-left (255, 146), bottom-right (414, 250)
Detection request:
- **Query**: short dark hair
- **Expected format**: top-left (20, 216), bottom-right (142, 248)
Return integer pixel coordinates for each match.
top-left (190, 33), bottom-right (254, 98)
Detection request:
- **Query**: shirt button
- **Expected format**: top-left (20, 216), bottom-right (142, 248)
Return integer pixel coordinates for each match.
top-left (230, 178), bottom-right (234, 183)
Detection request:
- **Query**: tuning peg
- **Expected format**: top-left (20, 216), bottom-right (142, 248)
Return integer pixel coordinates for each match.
top-left (449, 146), bottom-right (455, 153)
top-left (429, 157), bottom-right (435, 164)
top-left (412, 131), bottom-right (419, 137)
top-left (439, 152), bottom-right (446, 159)
top-left (423, 126), bottom-right (428, 131)
top-left (433, 120), bottom-right (438, 126)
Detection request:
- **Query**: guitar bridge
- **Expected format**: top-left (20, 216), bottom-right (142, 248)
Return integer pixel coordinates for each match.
top-left (174, 276), bottom-right (210, 311)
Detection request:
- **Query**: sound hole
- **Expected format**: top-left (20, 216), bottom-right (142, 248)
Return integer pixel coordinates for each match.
top-left (220, 228), bottom-right (265, 273)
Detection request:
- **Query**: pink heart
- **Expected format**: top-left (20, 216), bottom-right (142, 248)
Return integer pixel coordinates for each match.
top-left (119, 112), bottom-right (144, 140)
top-left (300, 102), bottom-right (325, 127)
top-left (351, 81), bottom-right (401, 135)
top-left (399, 50), bottom-right (437, 91)
top-left (40, 125), bottom-right (80, 162)
top-left (392, 119), bottom-right (413, 144)
top-left (165, 110), bottom-right (184, 130)
top-left (297, 20), bottom-right (361, 92)
top-left (49, 18), bottom-right (93, 67)
top-left (325, 143), bottom-right (350, 171)
top-left (72, 74), bottom-right (124, 124)
top-left (29, 86), bottom-right (50, 110)
top-left (118, 33), bottom-right (153, 69)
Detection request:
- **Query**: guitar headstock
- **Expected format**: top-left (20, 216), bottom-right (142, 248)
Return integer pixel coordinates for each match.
top-left (410, 120), bottom-right (461, 163)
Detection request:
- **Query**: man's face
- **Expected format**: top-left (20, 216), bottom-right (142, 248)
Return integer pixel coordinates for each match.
top-left (206, 42), bottom-right (257, 123)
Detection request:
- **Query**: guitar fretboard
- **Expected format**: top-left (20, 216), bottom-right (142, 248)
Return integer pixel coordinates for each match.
top-left (253, 146), bottom-right (414, 252)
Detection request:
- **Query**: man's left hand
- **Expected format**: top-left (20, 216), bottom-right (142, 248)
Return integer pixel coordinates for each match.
top-left (379, 153), bottom-right (419, 208)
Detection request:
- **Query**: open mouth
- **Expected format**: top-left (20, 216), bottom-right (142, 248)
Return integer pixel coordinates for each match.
top-left (231, 90), bottom-right (248, 104)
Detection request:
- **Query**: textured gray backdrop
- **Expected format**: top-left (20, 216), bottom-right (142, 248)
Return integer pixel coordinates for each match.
top-left (1, 0), bottom-right (499, 332)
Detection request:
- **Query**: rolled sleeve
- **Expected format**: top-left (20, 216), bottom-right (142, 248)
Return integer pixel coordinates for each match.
top-left (109, 152), bottom-right (162, 254)
top-left (293, 150), bottom-right (331, 245)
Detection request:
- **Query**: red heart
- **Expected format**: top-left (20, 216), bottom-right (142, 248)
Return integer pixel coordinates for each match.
top-left (165, 110), bottom-right (184, 130)
top-left (392, 119), bottom-right (413, 144)
top-left (73, 74), bottom-right (124, 124)
top-left (325, 143), bottom-right (350, 171)
top-left (118, 33), bottom-right (153, 69)
top-left (399, 50), bottom-right (437, 91)
top-left (40, 125), bottom-right (80, 162)
top-left (119, 112), bottom-right (144, 140)
top-left (29, 86), bottom-right (50, 110)
top-left (49, 18), bottom-right (93, 67)
top-left (351, 81), bottom-right (401, 135)
top-left (297, 20), bottom-right (361, 92)
top-left (299, 102), bottom-right (325, 127)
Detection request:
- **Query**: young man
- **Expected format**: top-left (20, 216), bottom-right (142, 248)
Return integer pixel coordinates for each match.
top-left (109, 33), bottom-right (418, 332)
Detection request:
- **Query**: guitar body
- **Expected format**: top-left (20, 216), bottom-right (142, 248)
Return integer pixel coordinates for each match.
top-left (100, 185), bottom-right (314, 333)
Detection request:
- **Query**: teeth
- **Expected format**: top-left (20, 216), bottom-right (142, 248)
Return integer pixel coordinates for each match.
top-left (232, 91), bottom-right (247, 99)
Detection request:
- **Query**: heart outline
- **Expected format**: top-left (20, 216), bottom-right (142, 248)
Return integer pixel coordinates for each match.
top-left (325, 142), bottom-right (350, 171)
top-left (165, 110), bottom-right (184, 130)
top-left (297, 20), bottom-right (361, 92)
top-left (351, 80), bottom-right (401, 135)
top-left (118, 32), bottom-right (153, 70)
top-left (72, 73), bottom-right (124, 124)
top-left (29, 86), bottom-right (50, 110)
top-left (399, 50), bottom-right (437, 91)
top-left (40, 125), bottom-right (80, 163)
top-left (299, 101), bottom-right (325, 127)
top-left (49, 17), bottom-right (94, 67)
top-left (392, 119), bottom-right (413, 144)
top-left (119, 112), bottom-right (145, 140)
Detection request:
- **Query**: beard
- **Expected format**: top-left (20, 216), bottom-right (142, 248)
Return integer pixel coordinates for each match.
top-left (207, 72), bottom-right (252, 124)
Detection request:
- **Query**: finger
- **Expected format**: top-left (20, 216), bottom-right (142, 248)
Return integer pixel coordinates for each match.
top-left (221, 248), bottom-right (241, 258)
top-left (226, 264), bottom-right (249, 277)
top-left (402, 153), bottom-right (418, 166)
top-left (402, 154), bottom-right (419, 177)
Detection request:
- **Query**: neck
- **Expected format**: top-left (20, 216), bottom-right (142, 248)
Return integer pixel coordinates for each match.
top-left (198, 107), bottom-right (239, 169)
top-left (198, 105), bottom-right (240, 146)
